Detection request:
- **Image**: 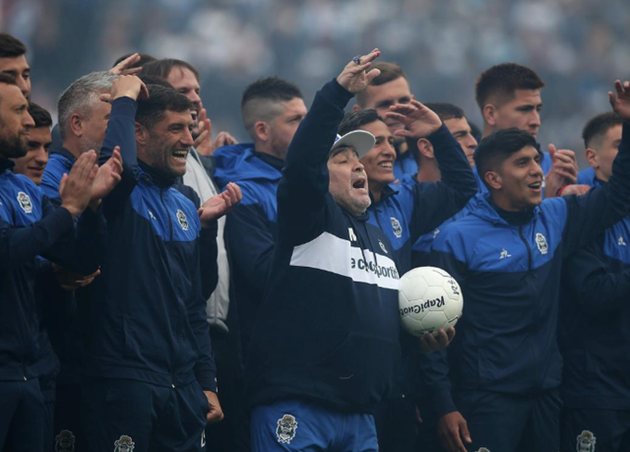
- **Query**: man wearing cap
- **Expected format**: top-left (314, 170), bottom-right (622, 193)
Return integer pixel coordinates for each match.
top-left (245, 49), bottom-right (454, 452)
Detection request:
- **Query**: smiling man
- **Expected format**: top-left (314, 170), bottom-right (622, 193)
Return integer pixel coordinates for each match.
top-left (81, 77), bottom-right (242, 452)
top-left (337, 107), bottom-right (475, 452)
top-left (423, 80), bottom-right (630, 452)
top-left (11, 102), bottom-right (52, 184)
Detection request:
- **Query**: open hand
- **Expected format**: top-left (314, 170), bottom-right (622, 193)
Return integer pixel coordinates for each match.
top-left (89, 147), bottom-right (123, 209)
top-left (110, 52), bottom-right (143, 76)
top-left (609, 79), bottom-right (630, 121)
top-left (59, 151), bottom-right (99, 218)
top-left (386, 100), bottom-right (442, 138)
top-left (336, 48), bottom-right (382, 94)
top-left (197, 182), bottom-right (242, 227)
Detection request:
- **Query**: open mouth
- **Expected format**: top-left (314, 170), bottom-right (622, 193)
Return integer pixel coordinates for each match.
top-left (528, 181), bottom-right (542, 190)
top-left (352, 177), bottom-right (367, 190)
top-left (172, 149), bottom-right (189, 162)
top-left (378, 161), bottom-right (393, 170)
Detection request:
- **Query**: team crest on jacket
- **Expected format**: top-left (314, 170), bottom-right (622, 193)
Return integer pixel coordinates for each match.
top-left (16, 191), bottom-right (33, 214)
top-left (114, 435), bottom-right (134, 451)
top-left (276, 414), bottom-right (298, 444)
top-left (54, 429), bottom-right (75, 452)
top-left (535, 232), bottom-right (548, 255)
top-left (576, 430), bottom-right (596, 452)
top-left (390, 217), bottom-right (403, 238)
top-left (176, 209), bottom-right (188, 231)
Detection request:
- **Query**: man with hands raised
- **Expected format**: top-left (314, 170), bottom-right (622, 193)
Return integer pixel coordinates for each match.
top-left (82, 74), bottom-right (241, 452)
top-left (425, 79), bottom-right (630, 452)
top-left (246, 49), bottom-right (453, 452)
top-left (0, 73), bottom-right (119, 452)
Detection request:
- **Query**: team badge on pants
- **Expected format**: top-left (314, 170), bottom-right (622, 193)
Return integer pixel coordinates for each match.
top-left (114, 435), bottom-right (135, 452)
top-left (276, 414), bottom-right (298, 444)
top-left (576, 430), bottom-right (596, 452)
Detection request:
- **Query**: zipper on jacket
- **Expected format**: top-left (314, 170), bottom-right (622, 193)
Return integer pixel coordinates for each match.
top-left (160, 189), bottom-right (174, 241)
top-left (518, 226), bottom-right (533, 271)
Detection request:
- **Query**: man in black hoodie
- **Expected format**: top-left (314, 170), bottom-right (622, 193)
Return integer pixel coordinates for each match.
top-left (246, 49), bottom-right (454, 452)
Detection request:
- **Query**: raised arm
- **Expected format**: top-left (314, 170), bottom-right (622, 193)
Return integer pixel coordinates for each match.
top-left (277, 49), bottom-right (381, 237)
top-left (99, 75), bottom-right (148, 211)
top-left (562, 80), bottom-right (630, 254)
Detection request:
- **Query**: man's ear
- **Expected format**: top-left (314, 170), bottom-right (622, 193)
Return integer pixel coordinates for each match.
top-left (483, 104), bottom-right (497, 127)
top-left (417, 138), bottom-right (434, 159)
top-left (254, 121), bottom-right (270, 142)
top-left (485, 170), bottom-right (503, 190)
top-left (69, 113), bottom-right (83, 138)
top-left (585, 148), bottom-right (599, 169)
top-left (135, 122), bottom-right (148, 147)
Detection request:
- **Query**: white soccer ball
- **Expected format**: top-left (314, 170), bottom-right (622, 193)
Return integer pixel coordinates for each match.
top-left (398, 266), bottom-right (463, 337)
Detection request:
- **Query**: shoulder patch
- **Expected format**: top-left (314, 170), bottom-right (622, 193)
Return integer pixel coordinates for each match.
top-left (535, 232), bottom-right (548, 255)
top-left (17, 191), bottom-right (33, 214)
top-left (176, 209), bottom-right (189, 231)
top-left (391, 217), bottom-right (403, 239)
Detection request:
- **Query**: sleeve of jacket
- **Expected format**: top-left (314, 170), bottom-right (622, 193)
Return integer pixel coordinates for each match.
top-left (565, 237), bottom-right (630, 313)
top-left (407, 125), bottom-right (477, 240)
top-left (190, 221), bottom-right (218, 392)
top-left (0, 195), bottom-right (103, 275)
top-left (562, 121), bottom-right (630, 255)
top-left (40, 197), bottom-right (105, 275)
top-left (99, 97), bottom-right (139, 217)
top-left (277, 79), bottom-right (354, 243)
top-left (418, 229), bottom-right (470, 417)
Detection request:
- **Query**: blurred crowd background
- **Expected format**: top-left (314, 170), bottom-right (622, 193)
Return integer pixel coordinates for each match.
top-left (2, 0), bottom-right (629, 168)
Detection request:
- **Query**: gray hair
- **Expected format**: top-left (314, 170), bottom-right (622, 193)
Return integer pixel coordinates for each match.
top-left (58, 71), bottom-right (117, 141)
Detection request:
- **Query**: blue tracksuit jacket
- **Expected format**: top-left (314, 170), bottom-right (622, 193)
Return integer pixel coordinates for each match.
top-left (213, 143), bottom-right (283, 348)
top-left (422, 121), bottom-right (630, 416)
top-left (0, 158), bottom-right (103, 382)
top-left (83, 97), bottom-right (218, 391)
top-left (367, 125), bottom-right (477, 275)
top-left (560, 189), bottom-right (630, 410)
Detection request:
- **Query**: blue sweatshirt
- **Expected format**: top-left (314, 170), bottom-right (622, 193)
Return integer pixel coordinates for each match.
top-left (84, 97), bottom-right (218, 391)
top-left (246, 80), bottom-right (402, 413)
top-left (368, 126), bottom-right (477, 275)
top-left (421, 121), bottom-right (630, 417)
top-left (213, 144), bottom-right (283, 348)
top-left (560, 185), bottom-right (630, 410)
top-left (0, 159), bottom-right (103, 382)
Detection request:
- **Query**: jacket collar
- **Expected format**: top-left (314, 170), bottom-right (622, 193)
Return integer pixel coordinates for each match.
top-left (0, 156), bottom-right (15, 173)
top-left (138, 160), bottom-right (177, 189)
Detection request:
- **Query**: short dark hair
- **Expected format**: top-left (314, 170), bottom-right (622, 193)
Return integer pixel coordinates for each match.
top-left (0, 33), bottom-right (27, 58)
top-left (139, 74), bottom-right (173, 89)
top-left (423, 102), bottom-right (465, 122)
top-left (142, 58), bottom-right (200, 82)
top-left (474, 128), bottom-right (537, 189)
top-left (28, 102), bottom-right (52, 128)
top-left (356, 62), bottom-right (407, 107)
top-left (241, 76), bottom-right (303, 138)
top-left (582, 112), bottom-right (623, 149)
top-left (241, 76), bottom-right (303, 108)
top-left (135, 85), bottom-right (193, 130)
top-left (112, 53), bottom-right (157, 69)
top-left (338, 109), bottom-right (382, 136)
top-left (475, 63), bottom-right (545, 111)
